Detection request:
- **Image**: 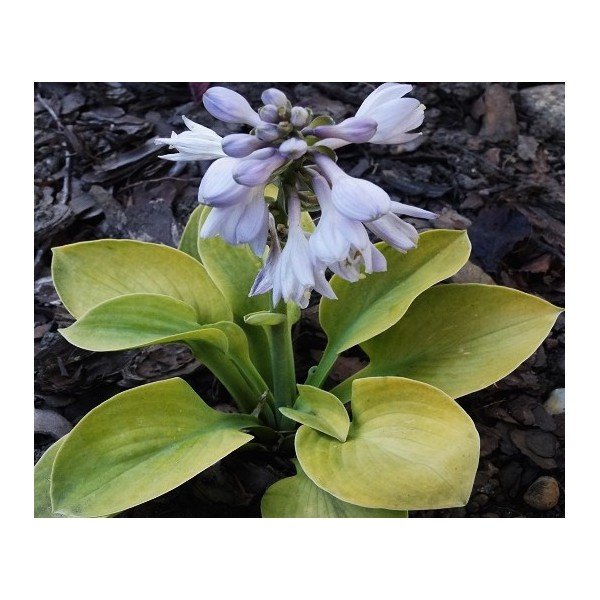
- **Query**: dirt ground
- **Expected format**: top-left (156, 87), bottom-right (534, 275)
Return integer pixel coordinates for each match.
top-left (34, 82), bottom-right (565, 517)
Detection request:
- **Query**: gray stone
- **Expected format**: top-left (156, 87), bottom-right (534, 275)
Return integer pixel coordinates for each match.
top-left (519, 84), bottom-right (565, 140)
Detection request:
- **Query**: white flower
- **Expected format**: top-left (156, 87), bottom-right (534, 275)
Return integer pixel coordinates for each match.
top-left (154, 116), bottom-right (225, 161)
top-left (356, 83), bottom-right (425, 145)
top-left (203, 86), bottom-right (262, 127)
top-left (200, 185), bottom-right (268, 256)
top-left (314, 153), bottom-right (391, 221)
top-left (250, 194), bottom-right (335, 308)
top-left (329, 242), bottom-right (387, 282)
top-left (313, 116), bottom-right (377, 143)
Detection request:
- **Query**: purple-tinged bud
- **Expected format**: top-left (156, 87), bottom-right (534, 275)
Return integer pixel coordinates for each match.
top-left (222, 133), bottom-right (268, 158)
top-left (259, 104), bottom-right (280, 123)
top-left (290, 106), bottom-right (310, 128)
top-left (233, 148), bottom-right (287, 187)
top-left (261, 88), bottom-right (288, 108)
top-left (313, 116), bottom-right (378, 143)
top-left (279, 138), bottom-right (308, 159)
top-left (203, 86), bottom-right (261, 127)
top-left (256, 122), bottom-right (280, 142)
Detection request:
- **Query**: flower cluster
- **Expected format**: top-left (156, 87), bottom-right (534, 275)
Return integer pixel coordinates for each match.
top-left (156, 83), bottom-right (436, 308)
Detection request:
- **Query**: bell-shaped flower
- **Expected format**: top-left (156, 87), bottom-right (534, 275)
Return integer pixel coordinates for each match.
top-left (154, 116), bottom-right (225, 161)
top-left (309, 173), bottom-right (371, 265)
top-left (222, 133), bottom-right (268, 158)
top-left (329, 242), bottom-right (387, 282)
top-left (261, 88), bottom-right (288, 108)
top-left (200, 185), bottom-right (268, 256)
top-left (249, 216), bottom-right (281, 297)
top-left (279, 138), bottom-right (308, 160)
top-left (313, 153), bottom-right (391, 221)
top-left (233, 147), bottom-right (287, 187)
top-left (203, 86), bottom-right (261, 128)
top-left (313, 116), bottom-right (377, 144)
top-left (355, 83), bottom-right (425, 145)
top-left (365, 213), bottom-right (419, 252)
top-left (198, 157), bottom-right (252, 207)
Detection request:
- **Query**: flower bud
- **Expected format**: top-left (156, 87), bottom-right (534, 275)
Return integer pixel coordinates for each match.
top-left (290, 106), bottom-right (310, 128)
top-left (279, 137), bottom-right (308, 159)
top-left (233, 148), bottom-right (287, 187)
top-left (203, 86), bottom-right (261, 127)
top-left (222, 133), bottom-right (267, 158)
top-left (259, 104), bottom-right (280, 123)
top-left (255, 122), bottom-right (280, 142)
top-left (277, 121), bottom-right (293, 136)
top-left (261, 87), bottom-right (288, 108)
top-left (314, 116), bottom-right (378, 143)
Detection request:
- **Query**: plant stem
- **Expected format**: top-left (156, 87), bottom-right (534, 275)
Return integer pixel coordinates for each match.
top-left (267, 304), bottom-right (297, 428)
top-left (304, 344), bottom-right (338, 389)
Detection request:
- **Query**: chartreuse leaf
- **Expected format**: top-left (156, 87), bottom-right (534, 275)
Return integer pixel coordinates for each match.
top-left (35, 437), bottom-right (68, 518)
top-left (244, 311), bottom-right (286, 326)
top-left (52, 239), bottom-right (231, 323)
top-left (197, 207), bottom-right (272, 384)
top-left (59, 293), bottom-right (228, 352)
top-left (51, 378), bottom-right (256, 517)
top-left (296, 377), bottom-right (480, 511)
top-left (312, 231), bottom-right (471, 385)
top-left (280, 385), bottom-right (349, 442)
top-left (261, 460), bottom-right (408, 518)
top-left (333, 284), bottom-right (563, 401)
top-left (178, 205), bottom-right (203, 262)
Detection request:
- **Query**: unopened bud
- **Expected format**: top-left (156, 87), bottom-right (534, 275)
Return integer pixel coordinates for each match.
top-left (256, 123), bottom-right (280, 142)
top-left (259, 104), bottom-right (280, 124)
top-left (261, 88), bottom-right (288, 108)
top-left (290, 106), bottom-right (310, 128)
top-left (277, 121), bottom-right (293, 136)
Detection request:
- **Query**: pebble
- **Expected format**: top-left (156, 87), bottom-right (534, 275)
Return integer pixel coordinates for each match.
top-left (523, 476), bottom-right (560, 511)
top-left (544, 388), bottom-right (565, 415)
top-left (519, 84), bottom-right (565, 140)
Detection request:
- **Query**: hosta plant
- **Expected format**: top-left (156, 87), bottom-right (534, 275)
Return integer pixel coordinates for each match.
top-left (34, 83), bottom-right (562, 518)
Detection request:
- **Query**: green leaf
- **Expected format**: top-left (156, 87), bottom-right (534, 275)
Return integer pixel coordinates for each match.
top-left (178, 205), bottom-right (203, 262)
top-left (319, 230), bottom-right (471, 356)
top-left (51, 378), bottom-right (256, 517)
top-left (244, 311), bottom-right (287, 326)
top-left (334, 284), bottom-right (563, 400)
top-left (296, 377), bottom-right (480, 511)
top-left (197, 207), bottom-right (272, 384)
top-left (261, 460), bottom-right (408, 518)
top-left (280, 385), bottom-right (349, 442)
top-left (52, 239), bottom-right (231, 323)
top-left (59, 293), bottom-right (228, 352)
top-left (35, 437), bottom-right (68, 518)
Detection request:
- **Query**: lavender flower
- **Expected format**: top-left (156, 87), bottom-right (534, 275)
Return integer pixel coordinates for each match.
top-left (158, 83), bottom-right (437, 307)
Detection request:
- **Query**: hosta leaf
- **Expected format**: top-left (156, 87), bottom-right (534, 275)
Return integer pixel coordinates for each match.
top-left (296, 377), bottom-right (480, 511)
top-left (51, 378), bottom-right (255, 517)
top-left (178, 205), bottom-right (203, 262)
top-left (261, 460), bottom-right (408, 518)
top-left (280, 385), bottom-right (349, 442)
top-left (59, 293), bottom-right (228, 352)
top-left (319, 230), bottom-right (471, 357)
top-left (197, 207), bottom-right (272, 383)
top-left (333, 284), bottom-right (563, 400)
top-left (35, 437), bottom-right (68, 518)
top-left (52, 239), bottom-right (231, 322)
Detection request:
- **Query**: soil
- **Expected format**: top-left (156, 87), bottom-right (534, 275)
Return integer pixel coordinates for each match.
top-left (34, 82), bottom-right (565, 518)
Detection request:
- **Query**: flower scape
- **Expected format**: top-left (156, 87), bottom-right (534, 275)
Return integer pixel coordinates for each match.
top-left (35, 83), bottom-right (563, 519)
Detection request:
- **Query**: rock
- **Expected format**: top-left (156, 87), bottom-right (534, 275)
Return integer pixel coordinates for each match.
top-left (517, 135), bottom-right (539, 161)
top-left (544, 388), bottom-right (565, 415)
top-left (473, 84), bottom-right (518, 142)
top-left (450, 260), bottom-right (495, 285)
top-left (432, 207), bottom-right (472, 230)
top-left (523, 476), bottom-right (560, 510)
top-left (519, 84), bottom-right (565, 140)
top-left (34, 408), bottom-right (72, 439)
top-left (510, 429), bottom-right (557, 469)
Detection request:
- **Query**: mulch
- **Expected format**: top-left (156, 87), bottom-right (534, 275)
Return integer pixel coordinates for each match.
top-left (34, 82), bottom-right (565, 517)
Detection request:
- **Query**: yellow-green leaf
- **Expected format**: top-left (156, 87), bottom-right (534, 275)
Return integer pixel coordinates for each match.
top-left (59, 293), bottom-right (228, 352)
top-left (35, 437), bottom-right (68, 518)
top-left (280, 385), bottom-right (349, 442)
top-left (312, 231), bottom-right (471, 386)
top-left (296, 377), bottom-right (480, 511)
top-left (334, 284), bottom-right (563, 400)
top-left (178, 205), bottom-right (203, 262)
top-left (51, 378), bottom-right (255, 517)
top-left (261, 460), bottom-right (408, 518)
top-left (52, 239), bottom-right (231, 322)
